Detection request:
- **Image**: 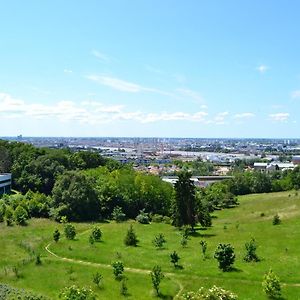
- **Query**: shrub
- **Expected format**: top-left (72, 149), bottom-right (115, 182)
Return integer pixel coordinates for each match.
top-left (153, 233), bottom-right (166, 249)
top-left (181, 236), bottom-right (188, 248)
top-left (200, 240), bottom-right (207, 259)
top-left (181, 285), bottom-right (238, 300)
top-left (59, 285), bottom-right (96, 300)
top-left (53, 229), bottom-right (60, 243)
top-left (64, 224), bottom-right (76, 240)
top-left (136, 209), bottom-right (150, 224)
top-left (112, 206), bottom-right (126, 222)
top-left (150, 265), bottom-right (164, 296)
top-left (124, 225), bottom-right (138, 246)
top-left (88, 234), bottom-right (95, 245)
top-left (4, 206), bottom-right (14, 226)
top-left (244, 238), bottom-right (259, 262)
top-left (14, 205), bottom-right (29, 226)
top-left (91, 226), bottom-right (102, 241)
top-left (170, 251), bottom-right (180, 268)
top-left (262, 269), bottom-right (281, 299)
top-left (214, 243), bottom-right (235, 271)
top-left (120, 277), bottom-right (128, 296)
top-left (112, 261), bottom-right (124, 280)
top-left (35, 254), bottom-right (42, 265)
top-left (273, 214), bottom-right (281, 225)
top-left (92, 272), bottom-right (103, 288)
top-left (151, 214), bottom-right (164, 223)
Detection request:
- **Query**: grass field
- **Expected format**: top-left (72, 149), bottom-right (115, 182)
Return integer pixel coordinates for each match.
top-left (1, 190), bottom-right (300, 299)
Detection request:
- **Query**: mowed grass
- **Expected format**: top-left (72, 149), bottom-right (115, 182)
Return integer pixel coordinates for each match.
top-left (1, 190), bottom-right (300, 299)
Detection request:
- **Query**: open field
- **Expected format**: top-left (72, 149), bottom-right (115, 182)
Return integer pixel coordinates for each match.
top-left (1, 190), bottom-right (300, 299)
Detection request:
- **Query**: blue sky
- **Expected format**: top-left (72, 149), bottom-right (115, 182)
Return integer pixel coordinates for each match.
top-left (1, 0), bottom-right (300, 137)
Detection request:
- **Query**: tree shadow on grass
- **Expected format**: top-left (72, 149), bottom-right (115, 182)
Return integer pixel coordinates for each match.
top-left (228, 267), bottom-right (242, 273)
top-left (158, 293), bottom-right (173, 300)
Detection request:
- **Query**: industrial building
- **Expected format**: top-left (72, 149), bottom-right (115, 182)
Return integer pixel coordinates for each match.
top-left (0, 173), bottom-right (12, 194)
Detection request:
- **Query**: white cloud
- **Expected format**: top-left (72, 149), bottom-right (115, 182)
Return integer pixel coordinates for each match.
top-left (234, 112), bottom-right (255, 119)
top-left (214, 111), bottom-right (229, 125)
top-left (291, 90), bottom-right (300, 99)
top-left (64, 69), bottom-right (73, 74)
top-left (91, 50), bottom-right (110, 62)
top-left (269, 113), bottom-right (290, 122)
top-left (176, 88), bottom-right (204, 103)
top-left (256, 65), bottom-right (269, 73)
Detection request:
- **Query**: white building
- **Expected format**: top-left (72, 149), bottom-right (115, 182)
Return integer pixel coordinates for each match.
top-left (0, 173), bottom-right (12, 194)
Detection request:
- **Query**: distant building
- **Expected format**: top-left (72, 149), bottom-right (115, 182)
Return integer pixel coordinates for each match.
top-left (292, 156), bottom-right (300, 165)
top-left (0, 173), bottom-right (12, 194)
top-left (253, 162), bottom-right (268, 171)
top-left (253, 162), bottom-right (295, 172)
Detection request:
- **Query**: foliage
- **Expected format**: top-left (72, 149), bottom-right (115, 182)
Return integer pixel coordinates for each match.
top-left (136, 209), bottom-right (150, 224)
top-left (200, 240), bottom-right (207, 259)
top-left (88, 234), bottom-right (95, 245)
top-left (273, 214), bottom-right (281, 225)
top-left (91, 226), bottom-right (102, 242)
top-left (124, 224), bottom-right (138, 246)
top-left (181, 285), bottom-right (238, 300)
top-left (152, 233), bottom-right (166, 249)
top-left (14, 205), bottom-right (29, 225)
top-left (170, 251), bottom-right (180, 267)
top-left (35, 254), bottom-right (42, 265)
top-left (150, 265), bottom-right (164, 296)
top-left (244, 238), bottom-right (259, 262)
top-left (112, 261), bottom-right (124, 280)
top-left (262, 269), bottom-right (281, 299)
top-left (111, 206), bottom-right (126, 222)
top-left (173, 171), bottom-right (197, 228)
top-left (214, 244), bottom-right (235, 271)
top-left (64, 224), bottom-right (76, 240)
top-left (120, 277), bottom-right (128, 296)
top-left (59, 285), bottom-right (96, 300)
top-left (53, 229), bottom-right (60, 242)
top-left (92, 272), bottom-right (103, 288)
top-left (4, 205), bottom-right (14, 226)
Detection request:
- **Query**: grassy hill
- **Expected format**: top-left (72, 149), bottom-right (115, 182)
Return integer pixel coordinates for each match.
top-left (1, 190), bottom-right (300, 299)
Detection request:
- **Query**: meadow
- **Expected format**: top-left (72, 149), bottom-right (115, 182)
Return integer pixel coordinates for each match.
top-left (1, 190), bottom-right (300, 299)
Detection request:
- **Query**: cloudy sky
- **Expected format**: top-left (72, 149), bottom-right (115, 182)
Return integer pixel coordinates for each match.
top-left (1, 0), bottom-right (300, 137)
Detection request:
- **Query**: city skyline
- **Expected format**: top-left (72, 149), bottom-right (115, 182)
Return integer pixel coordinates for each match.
top-left (1, 1), bottom-right (300, 137)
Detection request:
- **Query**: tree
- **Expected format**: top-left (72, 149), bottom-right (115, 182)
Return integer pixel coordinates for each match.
top-left (262, 269), bottom-right (281, 299)
top-left (91, 226), bottom-right (102, 242)
top-left (170, 251), bottom-right (180, 268)
top-left (214, 244), bottom-right (235, 271)
top-left (273, 214), bottom-right (281, 225)
top-left (52, 171), bottom-right (100, 221)
top-left (244, 238), bottom-right (259, 262)
top-left (89, 234), bottom-right (95, 245)
top-left (200, 240), bottom-right (207, 260)
top-left (92, 272), bottom-right (103, 288)
top-left (112, 206), bottom-right (126, 222)
top-left (59, 285), bottom-right (96, 300)
top-left (53, 229), bottom-right (61, 243)
top-left (153, 233), bottom-right (166, 249)
top-left (150, 265), bottom-right (164, 296)
top-left (173, 171), bottom-right (197, 228)
top-left (64, 224), bottom-right (76, 240)
top-left (14, 205), bottom-right (28, 226)
top-left (124, 225), bottom-right (138, 246)
top-left (112, 261), bottom-right (124, 280)
top-left (120, 277), bottom-right (128, 296)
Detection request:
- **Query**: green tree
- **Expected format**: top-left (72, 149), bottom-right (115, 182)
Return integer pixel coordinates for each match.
top-left (153, 233), bottom-right (166, 249)
top-left (150, 265), bottom-right (164, 296)
top-left (4, 206), bottom-right (14, 226)
top-left (214, 244), bottom-right (235, 271)
top-left (173, 171), bottom-right (197, 228)
top-left (244, 238), bottom-right (259, 262)
top-left (170, 251), bottom-right (180, 268)
top-left (53, 229), bottom-right (61, 243)
top-left (91, 226), bottom-right (102, 242)
top-left (262, 269), bottom-right (281, 299)
top-left (200, 240), bottom-right (207, 260)
top-left (14, 205), bottom-right (28, 225)
top-left (273, 214), bottom-right (281, 225)
top-left (112, 261), bottom-right (124, 280)
top-left (92, 272), bottom-right (103, 288)
top-left (124, 225), bottom-right (138, 246)
top-left (64, 224), bottom-right (76, 240)
top-left (111, 206), bottom-right (126, 222)
top-left (89, 234), bottom-right (95, 245)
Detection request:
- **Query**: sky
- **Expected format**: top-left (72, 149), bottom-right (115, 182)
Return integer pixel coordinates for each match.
top-left (1, 0), bottom-right (300, 138)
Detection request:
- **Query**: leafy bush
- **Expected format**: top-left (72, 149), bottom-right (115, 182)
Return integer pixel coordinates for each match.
top-left (262, 269), bottom-right (281, 299)
top-left (112, 261), bottom-right (124, 280)
top-left (14, 205), bottom-right (29, 225)
top-left (64, 224), bottom-right (76, 240)
top-left (153, 233), bottom-right (166, 249)
top-left (181, 285), bottom-right (238, 299)
top-left (91, 226), bottom-right (102, 241)
top-left (0, 283), bottom-right (49, 299)
top-left (124, 225), bottom-right (138, 246)
top-left (53, 229), bottom-right (60, 242)
top-left (214, 243), bottom-right (235, 271)
top-left (151, 214), bottom-right (164, 223)
top-left (273, 214), bottom-right (281, 225)
top-left (59, 285), bottom-right (96, 300)
top-left (112, 206), bottom-right (126, 222)
top-left (244, 238), bottom-right (259, 262)
top-left (136, 209), bottom-right (150, 224)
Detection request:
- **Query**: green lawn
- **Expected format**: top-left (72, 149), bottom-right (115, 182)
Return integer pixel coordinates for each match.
top-left (1, 190), bottom-right (300, 299)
